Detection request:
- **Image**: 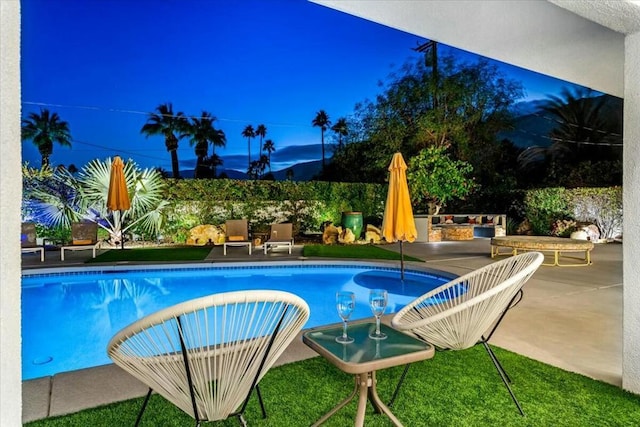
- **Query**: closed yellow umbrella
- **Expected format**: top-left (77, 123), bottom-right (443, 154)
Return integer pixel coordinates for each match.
top-left (382, 152), bottom-right (417, 279)
top-left (107, 156), bottom-right (130, 248)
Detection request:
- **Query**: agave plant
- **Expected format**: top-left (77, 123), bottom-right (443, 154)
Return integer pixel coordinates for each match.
top-left (23, 158), bottom-right (167, 246)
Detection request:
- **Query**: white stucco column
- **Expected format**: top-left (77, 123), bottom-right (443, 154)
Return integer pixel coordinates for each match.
top-left (0, 0), bottom-right (23, 425)
top-left (623, 30), bottom-right (640, 394)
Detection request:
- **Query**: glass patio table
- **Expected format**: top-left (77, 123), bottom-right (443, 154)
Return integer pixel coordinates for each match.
top-left (302, 322), bottom-right (434, 427)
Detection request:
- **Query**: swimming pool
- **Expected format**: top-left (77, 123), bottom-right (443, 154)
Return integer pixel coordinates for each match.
top-left (21, 261), bottom-right (455, 380)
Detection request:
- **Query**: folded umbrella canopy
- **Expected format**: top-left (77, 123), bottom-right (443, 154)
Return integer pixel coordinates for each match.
top-left (382, 152), bottom-right (417, 280)
top-left (107, 156), bottom-right (131, 248)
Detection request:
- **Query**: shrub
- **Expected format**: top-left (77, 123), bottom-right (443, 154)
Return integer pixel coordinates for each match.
top-left (568, 187), bottom-right (622, 240)
top-left (523, 188), bottom-right (570, 235)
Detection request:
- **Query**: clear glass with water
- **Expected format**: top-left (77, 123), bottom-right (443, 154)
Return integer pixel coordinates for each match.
top-left (335, 291), bottom-right (355, 344)
top-left (369, 289), bottom-right (388, 340)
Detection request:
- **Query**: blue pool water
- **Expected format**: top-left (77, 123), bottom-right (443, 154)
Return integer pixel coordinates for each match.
top-left (21, 262), bottom-right (454, 380)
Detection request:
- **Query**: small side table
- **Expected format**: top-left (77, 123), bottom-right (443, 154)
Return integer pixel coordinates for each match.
top-left (303, 322), bottom-right (434, 427)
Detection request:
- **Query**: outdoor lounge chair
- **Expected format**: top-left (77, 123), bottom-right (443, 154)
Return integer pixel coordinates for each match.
top-left (389, 251), bottom-right (544, 415)
top-left (21, 222), bottom-right (44, 262)
top-left (60, 222), bottom-right (101, 261)
top-left (223, 219), bottom-right (252, 255)
top-left (263, 223), bottom-right (294, 255)
top-left (107, 289), bottom-right (310, 427)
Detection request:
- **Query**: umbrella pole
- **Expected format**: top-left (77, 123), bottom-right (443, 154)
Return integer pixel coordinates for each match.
top-left (120, 210), bottom-right (125, 250)
top-left (400, 241), bottom-right (405, 280)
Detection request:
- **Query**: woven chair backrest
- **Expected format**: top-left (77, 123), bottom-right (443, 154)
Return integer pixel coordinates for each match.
top-left (392, 252), bottom-right (544, 350)
top-left (225, 219), bottom-right (249, 240)
top-left (269, 223), bottom-right (292, 240)
top-left (71, 222), bottom-right (98, 244)
top-left (107, 290), bottom-right (309, 422)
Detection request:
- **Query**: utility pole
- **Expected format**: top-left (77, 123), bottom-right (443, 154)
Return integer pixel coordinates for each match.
top-left (413, 40), bottom-right (438, 109)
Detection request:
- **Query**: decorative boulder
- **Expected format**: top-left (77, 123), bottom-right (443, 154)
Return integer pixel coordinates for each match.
top-left (584, 224), bottom-right (601, 241)
top-left (338, 227), bottom-right (356, 244)
top-left (570, 229), bottom-right (589, 240)
top-left (186, 224), bottom-right (224, 246)
top-left (517, 219), bottom-right (533, 235)
top-left (322, 223), bottom-right (341, 245)
top-left (365, 224), bottom-right (382, 244)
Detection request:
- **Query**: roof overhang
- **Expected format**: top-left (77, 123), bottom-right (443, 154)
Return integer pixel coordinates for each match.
top-left (311, 0), bottom-right (640, 98)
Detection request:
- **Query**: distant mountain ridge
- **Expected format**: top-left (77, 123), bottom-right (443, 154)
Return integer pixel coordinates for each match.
top-left (215, 159), bottom-right (322, 181)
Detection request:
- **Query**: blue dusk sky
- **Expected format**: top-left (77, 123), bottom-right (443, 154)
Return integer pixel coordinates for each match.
top-left (21, 0), bottom-right (583, 174)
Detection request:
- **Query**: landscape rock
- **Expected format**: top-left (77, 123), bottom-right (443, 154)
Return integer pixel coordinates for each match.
top-left (517, 219), bottom-right (533, 235)
top-left (338, 227), bottom-right (356, 244)
top-left (365, 224), bottom-right (382, 244)
top-left (186, 224), bottom-right (224, 246)
top-left (584, 224), bottom-right (601, 241)
top-left (570, 229), bottom-right (589, 240)
top-left (322, 223), bottom-right (341, 245)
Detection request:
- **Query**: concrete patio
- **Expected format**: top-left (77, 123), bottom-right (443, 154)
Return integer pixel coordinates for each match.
top-left (21, 238), bottom-right (623, 423)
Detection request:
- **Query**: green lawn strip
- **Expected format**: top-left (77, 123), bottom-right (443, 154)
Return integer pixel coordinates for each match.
top-left (26, 345), bottom-right (640, 426)
top-left (88, 246), bottom-right (212, 263)
top-left (303, 244), bottom-right (423, 262)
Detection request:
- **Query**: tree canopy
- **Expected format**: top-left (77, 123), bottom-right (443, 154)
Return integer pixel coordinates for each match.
top-left (321, 54), bottom-right (524, 187)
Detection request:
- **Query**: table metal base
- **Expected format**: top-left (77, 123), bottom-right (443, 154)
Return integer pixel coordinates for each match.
top-left (312, 371), bottom-right (403, 427)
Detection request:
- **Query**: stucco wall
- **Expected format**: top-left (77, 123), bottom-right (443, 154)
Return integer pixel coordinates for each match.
top-left (0, 1), bottom-right (23, 425)
top-left (623, 30), bottom-right (640, 394)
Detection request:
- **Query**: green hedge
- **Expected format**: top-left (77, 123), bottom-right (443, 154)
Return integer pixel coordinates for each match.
top-left (161, 179), bottom-right (387, 242)
top-left (159, 180), bottom-right (622, 242)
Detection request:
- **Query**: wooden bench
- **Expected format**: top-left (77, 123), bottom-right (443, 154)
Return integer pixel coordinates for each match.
top-left (490, 236), bottom-right (594, 267)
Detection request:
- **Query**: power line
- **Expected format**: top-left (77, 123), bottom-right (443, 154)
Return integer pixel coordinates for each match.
top-left (67, 138), bottom-right (168, 162)
top-left (22, 101), bottom-right (315, 129)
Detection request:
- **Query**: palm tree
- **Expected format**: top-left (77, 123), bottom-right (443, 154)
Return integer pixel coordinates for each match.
top-left (184, 111), bottom-right (226, 178)
top-left (206, 153), bottom-right (223, 178)
top-left (247, 160), bottom-right (260, 180)
top-left (242, 125), bottom-right (256, 170)
top-left (255, 124), bottom-right (267, 153)
top-left (540, 87), bottom-right (619, 162)
top-left (24, 157), bottom-right (167, 245)
top-left (141, 103), bottom-right (189, 179)
top-left (331, 117), bottom-right (348, 148)
top-left (21, 109), bottom-right (72, 167)
top-left (258, 154), bottom-right (269, 178)
top-left (518, 88), bottom-right (622, 184)
top-left (263, 139), bottom-right (276, 171)
top-left (312, 110), bottom-right (331, 172)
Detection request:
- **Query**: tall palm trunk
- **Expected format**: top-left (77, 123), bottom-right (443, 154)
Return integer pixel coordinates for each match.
top-left (170, 149), bottom-right (180, 179)
top-left (247, 138), bottom-right (251, 170)
top-left (321, 129), bottom-right (325, 171)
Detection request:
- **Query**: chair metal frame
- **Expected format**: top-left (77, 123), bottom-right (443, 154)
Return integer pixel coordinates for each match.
top-left (108, 290), bottom-right (309, 426)
top-left (223, 219), bottom-right (252, 256)
top-left (60, 222), bottom-right (101, 260)
top-left (263, 223), bottom-right (294, 255)
top-left (389, 252), bottom-right (544, 415)
top-left (21, 222), bottom-right (44, 262)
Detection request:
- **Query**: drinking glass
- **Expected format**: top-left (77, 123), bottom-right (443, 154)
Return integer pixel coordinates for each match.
top-left (336, 291), bottom-right (355, 344)
top-left (368, 289), bottom-right (388, 340)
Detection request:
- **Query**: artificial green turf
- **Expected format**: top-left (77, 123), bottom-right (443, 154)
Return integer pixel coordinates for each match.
top-left (26, 345), bottom-right (640, 426)
top-left (303, 244), bottom-right (423, 262)
top-left (87, 246), bottom-right (212, 263)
